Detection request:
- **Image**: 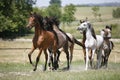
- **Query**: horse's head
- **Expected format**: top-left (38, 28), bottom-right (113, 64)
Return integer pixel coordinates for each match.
top-left (26, 12), bottom-right (43, 29)
top-left (77, 20), bottom-right (90, 33)
top-left (101, 25), bottom-right (112, 38)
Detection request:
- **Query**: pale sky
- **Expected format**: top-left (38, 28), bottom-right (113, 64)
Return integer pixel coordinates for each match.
top-left (33, 0), bottom-right (120, 7)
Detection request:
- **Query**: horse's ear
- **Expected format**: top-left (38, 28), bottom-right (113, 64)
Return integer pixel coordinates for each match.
top-left (33, 12), bottom-right (36, 15)
top-left (80, 20), bottom-right (83, 23)
top-left (30, 12), bottom-right (33, 16)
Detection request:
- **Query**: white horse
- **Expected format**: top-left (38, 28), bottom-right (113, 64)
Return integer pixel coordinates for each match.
top-left (77, 21), bottom-right (104, 70)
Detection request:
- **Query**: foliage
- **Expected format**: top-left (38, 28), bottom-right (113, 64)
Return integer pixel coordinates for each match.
top-left (46, 4), bottom-right (62, 20)
top-left (112, 7), bottom-right (120, 18)
top-left (61, 4), bottom-right (76, 24)
top-left (49, 0), bottom-right (61, 7)
top-left (92, 6), bottom-right (102, 21)
top-left (0, 0), bottom-right (35, 38)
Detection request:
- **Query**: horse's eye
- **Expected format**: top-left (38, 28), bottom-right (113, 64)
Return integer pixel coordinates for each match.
top-left (83, 24), bottom-right (86, 26)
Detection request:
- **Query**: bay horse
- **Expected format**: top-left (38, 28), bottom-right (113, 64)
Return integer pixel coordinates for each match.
top-left (101, 25), bottom-right (114, 68)
top-left (26, 12), bottom-right (58, 71)
top-left (77, 21), bottom-right (104, 70)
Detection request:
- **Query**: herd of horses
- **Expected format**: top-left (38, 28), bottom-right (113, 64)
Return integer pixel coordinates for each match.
top-left (26, 12), bottom-right (114, 71)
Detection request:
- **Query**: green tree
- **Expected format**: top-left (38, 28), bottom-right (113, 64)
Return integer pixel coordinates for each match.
top-left (49, 0), bottom-right (61, 7)
top-left (61, 4), bottom-right (76, 24)
top-left (0, 0), bottom-right (35, 38)
top-left (92, 6), bottom-right (102, 21)
top-left (46, 4), bottom-right (61, 20)
top-left (92, 6), bottom-right (99, 19)
top-left (112, 7), bottom-right (120, 18)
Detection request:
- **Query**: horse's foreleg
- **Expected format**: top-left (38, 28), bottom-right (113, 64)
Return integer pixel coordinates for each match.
top-left (28, 47), bottom-right (35, 66)
top-left (96, 48), bottom-right (103, 69)
top-left (85, 48), bottom-right (89, 70)
top-left (43, 49), bottom-right (48, 71)
top-left (33, 48), bottom-right (42, 71)
top-left (90, 49), bottom-right (95, 68)
top-left (83, 48), bottom-right (86, 63)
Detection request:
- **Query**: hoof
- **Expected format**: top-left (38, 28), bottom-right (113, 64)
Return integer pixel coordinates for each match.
top-left (33, 68), bottom-right (36, 71)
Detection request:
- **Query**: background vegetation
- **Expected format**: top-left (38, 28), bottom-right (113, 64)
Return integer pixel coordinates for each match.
top-left (0, 0), bottom-right (120, 39)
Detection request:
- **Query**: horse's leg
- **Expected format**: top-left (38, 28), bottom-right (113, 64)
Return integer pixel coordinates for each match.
top-left (70, 44), bottom-right (74, 64)
top-left (48, 49), bottom-right (53, 69)
top-left (105, 50), bottom-right (111, 68)
top-left (90, 49), bottom-right (95, 69)
top-left (28, 46), bottom-right (35, 66)
top-left (83, 48), bottom-right (86, 64)
top-left (57, 50), bottom-right (61, 62)
top-left (33, 48), bottom-right (42, 71)
top-left (43, 49), bottom-right (48, 71)
top-left (85, 48), bottom-right (89, 70)
top-left (63, 44), bottom-right (70, 70)
top-left (96, 48), bottom-right (103, 69)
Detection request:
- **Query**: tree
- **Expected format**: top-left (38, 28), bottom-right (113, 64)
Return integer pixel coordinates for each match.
top-left (49, 0), bottom-right (61, 7)
top-left (0, 0), bottom-right (35, 38)
top-left (112, 7), bottom-right (120, 18)
top-left (92, 6), bottom-right (102, 21)
top-left (61, 4), bottom-right (76, 24)
top-left (46, 4), bottom-right (62, 20)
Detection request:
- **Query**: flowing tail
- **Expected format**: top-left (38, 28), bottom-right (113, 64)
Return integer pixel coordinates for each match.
top-left (73, 38), bottom-right (85, 48)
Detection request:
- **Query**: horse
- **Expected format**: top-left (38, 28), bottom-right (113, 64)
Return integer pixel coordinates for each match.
top-left (43, 16), bottom-right (82, 70)
top-left (77, 21), bottom-right (104, 70)
top-left (101, 25), bottom-right (114, 68)
top-left (26, 12), bottom-right (58, 71)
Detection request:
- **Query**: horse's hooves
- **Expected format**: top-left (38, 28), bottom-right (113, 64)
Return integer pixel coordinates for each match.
top-left (33, 68), bottom-right (36, 71)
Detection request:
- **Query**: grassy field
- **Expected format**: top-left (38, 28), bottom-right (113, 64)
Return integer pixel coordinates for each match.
top-left (0, 40), bottom-right (120, 80)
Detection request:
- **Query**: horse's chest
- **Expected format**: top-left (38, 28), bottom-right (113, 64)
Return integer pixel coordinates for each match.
top-left (85, 39), bottom-right (97, 48)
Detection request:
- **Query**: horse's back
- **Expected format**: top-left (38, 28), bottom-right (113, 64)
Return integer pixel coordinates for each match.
top-left (96, 35), bottom-right (104, 48)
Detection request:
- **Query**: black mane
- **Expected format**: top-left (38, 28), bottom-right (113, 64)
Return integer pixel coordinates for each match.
top-left (31, 13), bottom-right (45, 30)
top-left (88, 23), bottom-right (96, 39)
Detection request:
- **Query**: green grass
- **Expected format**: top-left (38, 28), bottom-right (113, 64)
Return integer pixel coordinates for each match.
top-left (0, 62), bottom-right (120, 80)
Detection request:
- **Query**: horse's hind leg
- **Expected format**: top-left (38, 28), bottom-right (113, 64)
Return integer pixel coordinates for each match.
top-left (43, 49), bottom-right (48, 71)
top-left (28, 47), bottom-right (35, 66)
top-left (70, 44), bottom-right (74, 64)
top-left (33, 48), bottom-right (42, 71)
top-left (63, 45), bottom-right (70, 70)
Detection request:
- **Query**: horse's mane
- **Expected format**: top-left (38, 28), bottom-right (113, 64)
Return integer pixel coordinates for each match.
top-left (32, 13), bottom-right (45, 30)
top-left (87, 23), bottom-right (96, 39)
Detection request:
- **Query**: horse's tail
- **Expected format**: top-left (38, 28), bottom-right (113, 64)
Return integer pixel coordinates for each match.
top-left (59, 29), bottom-right (73, 44)
top-left (110, 41), bottom-right (114, 49)
top-left (73, 38), bottom-right (85, 48)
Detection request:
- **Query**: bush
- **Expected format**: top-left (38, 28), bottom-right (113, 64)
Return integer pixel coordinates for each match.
top-left (112, 7), bottom-right (120, 18)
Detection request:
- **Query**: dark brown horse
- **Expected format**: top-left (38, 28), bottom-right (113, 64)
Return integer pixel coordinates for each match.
top-left (43, 17), bottom-right (77, 70)
top-left (26, 12), bottom-right (58, 71)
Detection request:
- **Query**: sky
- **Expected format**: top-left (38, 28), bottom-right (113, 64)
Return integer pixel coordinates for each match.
top-left (33, 0), bottom-right (120, 7)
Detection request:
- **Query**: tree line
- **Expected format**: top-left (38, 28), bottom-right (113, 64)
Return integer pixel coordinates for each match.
top-left (0, 0), bottom-right (119, 38)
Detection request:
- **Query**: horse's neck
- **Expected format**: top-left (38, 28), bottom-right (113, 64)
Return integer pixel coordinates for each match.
top-left (82, 31), bottom-right (86, 43)
top-left (34, 24), bottom-right (44, 36)
top-left (86, 29), bottom-right (93, 39)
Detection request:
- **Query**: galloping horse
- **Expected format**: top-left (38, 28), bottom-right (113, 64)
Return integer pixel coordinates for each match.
top-left (43, 17), bottom-right (79, 70)
top-left (101, 25), bottom-right (114, 68)
top-left (77, 21), bottom-right (104, 70)
top-left (45, 17), bottom-right (72, 69)
top-left (26, 12), bottom-right (58, 71)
